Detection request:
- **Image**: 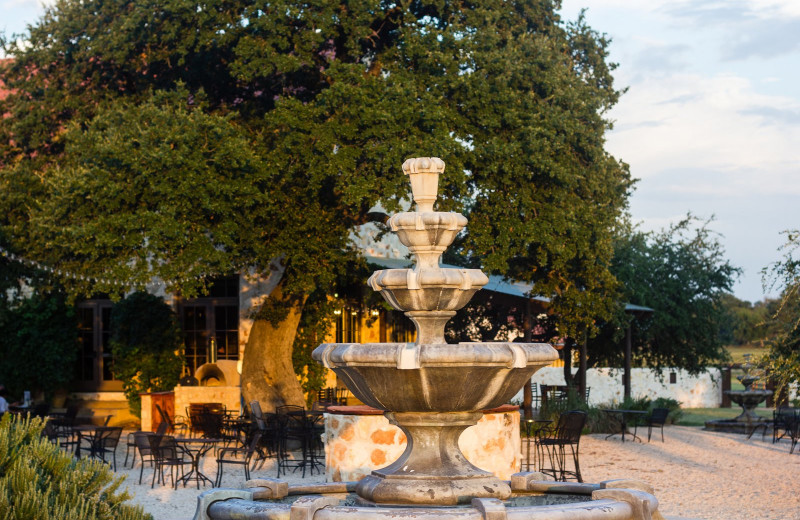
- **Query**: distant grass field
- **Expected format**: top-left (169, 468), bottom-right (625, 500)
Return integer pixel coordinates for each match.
top-left (724, 344), bottom-right (769, 364)
top-left (677, 407), bottom-right (773, 426)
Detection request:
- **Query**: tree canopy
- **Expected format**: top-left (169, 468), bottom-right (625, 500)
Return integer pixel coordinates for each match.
top-left (588, 216), bottom-right (739, 373)
top-left (0, 0), bottom-right (630, 405)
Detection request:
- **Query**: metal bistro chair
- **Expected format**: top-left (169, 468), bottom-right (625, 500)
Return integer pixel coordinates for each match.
top-left (215, 430), bottom-right (263, 487)
top-left (50, 405), bottom-right (80, 453)
top-left (249, 401), bottom-right (278, 469)
top-left (647, 408), bottom-right (670, 443)
top-left (536, 410), bottom-right (587, 482)
top-left (773, 407), bottom-right (798, 444)
top-left (126, 419), bottom-right (168, 469)
top-left (156, 403), bottom-right (189, 436)
top-left (148, 434), bottom-right (190, 489)
top-left (133, 426), bottom-right (166, 485)
top-left (89, 426), bottom-right (123, 471)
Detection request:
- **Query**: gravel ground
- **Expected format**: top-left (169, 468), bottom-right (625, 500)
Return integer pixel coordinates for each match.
top-left (110, 425), bottom-right (799, 520)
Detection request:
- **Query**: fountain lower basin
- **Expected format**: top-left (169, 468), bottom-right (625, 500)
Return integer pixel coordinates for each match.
top-left (704, 390), bottom-right (773, 434)
top-left (193, 477), bottom-right (661, 520)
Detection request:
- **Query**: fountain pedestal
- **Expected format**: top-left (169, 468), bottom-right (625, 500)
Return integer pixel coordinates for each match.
top-left (355, 411), bottom-right (510, 505)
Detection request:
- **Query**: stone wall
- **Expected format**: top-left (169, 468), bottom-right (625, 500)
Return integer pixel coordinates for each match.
top-left (517, 367), bottom-right (723, 408)
top-left (324, 405), bottom-right (520, 482)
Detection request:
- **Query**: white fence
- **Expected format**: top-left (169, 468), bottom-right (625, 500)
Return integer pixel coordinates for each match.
top-left (513, 367), bottom-right (723, 408)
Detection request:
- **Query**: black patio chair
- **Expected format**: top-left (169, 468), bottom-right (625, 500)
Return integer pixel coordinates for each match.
top-left (126, 420), bottom-right (168, 469)
top-left (275, 407), bottom-right (323, 478)
top-left (647, 408), bottom-right (669, 442)
top-left (773, 407), bottom-right (798, 444)
top-left (155, 403), bottom-right (189, 436)
top-left (148, 434), bottom-right (190, 489)
top-left (50, 405), bottom-right (80, 453)
top-left (249, 401), bottom-right (278, 470)
top-left (133, 428), bottom-right (163, 484)
top-left (198, 409), bottom-right (225, 440)
top-left (89, 426), bottom-right (123, 470)
top-left (536, 410), bottom-right (587, 482)
top-left (215, 430), bottom-right (262, 486)
top-left (788, 411), bottom-right (800, 454)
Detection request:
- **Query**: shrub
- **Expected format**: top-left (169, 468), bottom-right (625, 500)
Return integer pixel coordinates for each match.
top-left (651, 397), bottom-right (683, 424)
top-left (0, 414), bottom-right (151, 520)
top-left (110, 292), bottom-right (184, 417)
top-left (536, 393), bottom-right (683, 433)
top-left (0, 290), bottom-right (78, 400)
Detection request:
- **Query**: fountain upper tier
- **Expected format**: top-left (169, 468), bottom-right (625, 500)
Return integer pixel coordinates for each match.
top-left (368, 158), bottom-right (487, 323)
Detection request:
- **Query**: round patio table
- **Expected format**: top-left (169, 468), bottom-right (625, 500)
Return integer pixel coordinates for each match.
top-left (73, 424), bottom-right (102, 458)
top-left (175, 437), bottom-right (222, 488)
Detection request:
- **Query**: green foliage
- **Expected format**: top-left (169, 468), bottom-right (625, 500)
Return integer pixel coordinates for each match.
top-left (588, 216), bottom-right (738, 373)
top-left (0, 414), bottom-right (151, 520)
top-left (0, 0), bottom-right (629, 338)
top-left (537, 393), bottom-right (681, 434)
top-left (109, 292), bottom-right (184, 417)
top-left (760, 230), bottom-right (800, 399)
top-left (1, 0), bottom-right (631, 404)
top-left (717, 294), bottom-right (775, 346)
top-left (0, 288), bottom-right (78, 400)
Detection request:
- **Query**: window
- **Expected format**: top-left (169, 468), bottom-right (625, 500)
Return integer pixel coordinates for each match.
top-left (334, 306), bottom-right (362, 343)
top-left (75, 299), bottom-right (120, 391)
top-left (387, 311), bottom-right (416, 343)
top-left (179, 276), bottom-right (240, 374)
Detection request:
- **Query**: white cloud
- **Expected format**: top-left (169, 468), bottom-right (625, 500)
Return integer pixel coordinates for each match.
top-left (606, 73), bottom-right (800, 196)
top-left (0, 0), bottom-right (52, 9)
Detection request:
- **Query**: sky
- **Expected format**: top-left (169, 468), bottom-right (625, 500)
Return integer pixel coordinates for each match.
top-left (2, 0), bottom-right (798, 303)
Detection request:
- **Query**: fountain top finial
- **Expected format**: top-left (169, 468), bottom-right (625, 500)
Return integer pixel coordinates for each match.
top-left (402, 157), bottom-right (445, 213)
top-left (402, 156), bottom-right (445, 174)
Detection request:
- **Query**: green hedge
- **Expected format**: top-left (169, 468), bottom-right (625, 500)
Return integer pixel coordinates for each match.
top-left (532, 392), bottom-right (683, 434)
top-left (0, 414), bottom-right (151, 520)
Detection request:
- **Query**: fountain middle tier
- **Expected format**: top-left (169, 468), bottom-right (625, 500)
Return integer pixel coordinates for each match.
top-left (314, 341), bottom-right (557, 412)
top-left (368, 267), bottom-right (489, 313)
top-left (312, 340), bottom-right (558, 505)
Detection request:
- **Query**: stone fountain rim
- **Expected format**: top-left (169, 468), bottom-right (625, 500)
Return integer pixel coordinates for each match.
top-left (193, 477), bottom-right (660, 520)
top-left (314, 342), bottom-right (559, 369)
top-left (368, 267), bottom-right (490, 288)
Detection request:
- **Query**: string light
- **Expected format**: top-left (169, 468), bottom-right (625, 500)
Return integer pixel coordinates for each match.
top-left (0, 245), bottom-right (220, 289)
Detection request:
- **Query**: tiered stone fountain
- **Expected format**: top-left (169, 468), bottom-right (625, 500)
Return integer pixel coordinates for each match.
top-left (705, 354), bottom-right (772, 434)
top-left (192, 157), bottom-right (663, 520)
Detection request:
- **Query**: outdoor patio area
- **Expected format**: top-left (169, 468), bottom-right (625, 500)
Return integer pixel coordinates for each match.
top-left (97, 424), bottom-right (799, 520)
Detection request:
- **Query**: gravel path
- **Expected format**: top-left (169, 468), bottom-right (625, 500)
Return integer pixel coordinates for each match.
top-left (113, 425), bottom-right (799, 520)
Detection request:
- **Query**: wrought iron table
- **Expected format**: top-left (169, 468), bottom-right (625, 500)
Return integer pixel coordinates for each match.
top-left (175, 437), bottom-right (222, 488)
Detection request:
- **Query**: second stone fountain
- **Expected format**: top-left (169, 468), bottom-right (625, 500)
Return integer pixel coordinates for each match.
top-left (314, 157), bottom-right (558, 505)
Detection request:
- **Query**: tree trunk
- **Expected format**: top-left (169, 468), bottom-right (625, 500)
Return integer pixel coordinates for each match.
top-left (562, 340), bottom-right (574, 387)
top-left (240, 292), bottom-right (307, 412)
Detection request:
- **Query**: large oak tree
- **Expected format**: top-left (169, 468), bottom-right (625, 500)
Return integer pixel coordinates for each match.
top-left (0, 0), bottom-right (630, 410)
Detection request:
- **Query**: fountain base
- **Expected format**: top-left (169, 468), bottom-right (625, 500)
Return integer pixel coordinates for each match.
top-left (354, 411), bottom-right (511, 505)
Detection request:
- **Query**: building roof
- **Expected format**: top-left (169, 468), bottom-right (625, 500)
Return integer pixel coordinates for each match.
top-left (364, 255), bottom-right (653, 313)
